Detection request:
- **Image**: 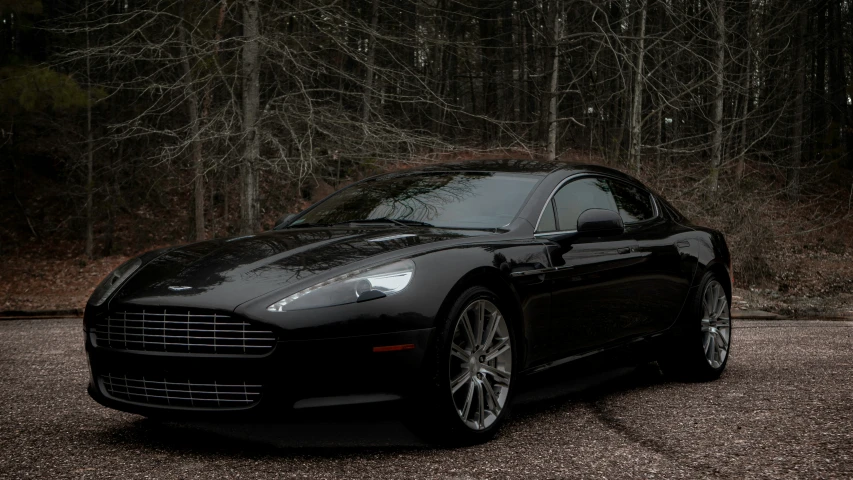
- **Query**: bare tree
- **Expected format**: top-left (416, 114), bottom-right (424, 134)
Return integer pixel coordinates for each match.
top-left (708, 0), bottom-right (726, 192)
top-left (628, 0), bottom-right (648, 173)
top-left (788, 3), bottom-right (808, 200)
top-left (28, 0), bottom-right (852, 255)
top-left (544, 0), bottom-right (561, 161)
top-left (178, 2), bottom-right (205, 241)
top-left (361, 0), bottom-right (380, 124)
top-left (239, 0), bottom-right (260, 234)
top-left (84, 0), bottom-right (94, 259)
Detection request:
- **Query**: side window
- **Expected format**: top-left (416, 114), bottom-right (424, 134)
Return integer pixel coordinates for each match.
top-left (608, 180), bottom-right (655, 224)
top-left (537, 199), bottom-right (557, 232)
top-left (551, 177), bottom-right (617, 231)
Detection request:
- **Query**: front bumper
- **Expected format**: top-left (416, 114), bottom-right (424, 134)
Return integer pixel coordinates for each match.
top-left (86, 326), bottom-right (435, 420)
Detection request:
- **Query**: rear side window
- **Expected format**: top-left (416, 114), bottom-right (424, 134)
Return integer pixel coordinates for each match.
top-left (608, 180), bottom-right (655, 224)
top-left (538, 200), bottom-right (557, 232)
top-left (657, 195), bottom-right (685, 222)
top-left (550, 177), bottom-right (617, 231)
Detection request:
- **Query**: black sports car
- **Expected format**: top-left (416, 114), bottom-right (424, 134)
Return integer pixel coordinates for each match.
top-left (84, 160), bottom-right (733, 445)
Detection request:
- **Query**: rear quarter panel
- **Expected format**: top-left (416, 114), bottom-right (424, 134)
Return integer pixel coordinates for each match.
top-left (690, 227), bottom-right (733, 299)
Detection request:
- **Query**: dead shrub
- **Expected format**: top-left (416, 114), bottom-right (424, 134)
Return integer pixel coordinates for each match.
top-left (715, 193), bottom-right (774, 286)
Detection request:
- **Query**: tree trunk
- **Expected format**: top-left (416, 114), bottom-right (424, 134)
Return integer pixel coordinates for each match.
top-left (501, 0), bottom-right (515, 126)
top-left (545, 0), bottom-right (560, 161)
top-left (813, 0), bottom-right (827, 159)
top-left (655, 108), bottom-right (662, 166)
top-left (478, 3), bottom-right (497, 143)
top-left (708, 0), bottom-right (726, 192)
top-left (203, 0), bottom-right (227, 236)
top-left (828, 0), bottom-right (847, 166)
top-left (179, 3), bottom-right (205, 241)
top-left (788, 4), bottom-right (808, 201)
top-left (736, 12), bottom-right (751, 181)
top-left (735, 0), bottom-right (751, 181)
top-left (629, 0), bottom-right (647, 174)
top-left (362, 0), bottom-right (380, 124)
top-left (222, 170), bottom-right (230, 233)
top-left (210, 175), bottom-right (216, 238)
top-left (85, 0), bottom-right (94, 259)
top-left (606, 0), bottom-right (625, 161)
top-left (240, 0), bottom-right (261, 235)
top-left (524, 2), bottom-right (537, 142)
top-left (841, 3), bottom-right (853, 169)
top-left (447, 2), bottom-right (460, 140)
top-left (203, 0), bottom-right (228, 120)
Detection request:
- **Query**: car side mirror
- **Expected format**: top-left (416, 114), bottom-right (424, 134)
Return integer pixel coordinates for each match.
top-left (274, 213), bottom-right (296, 228)
top-left (577, 208), bottom-right (624, 237)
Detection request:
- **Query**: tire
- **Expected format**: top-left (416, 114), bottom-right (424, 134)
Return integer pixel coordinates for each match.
top-left (659, 271), bottom-right (732, 382)
top-left (407, 286), bottom-right (517, 446)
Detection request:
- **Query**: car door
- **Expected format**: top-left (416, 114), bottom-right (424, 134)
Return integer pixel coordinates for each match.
top-left (607, 179), bottom-right (696, 336)
top-left (534, 176), bottom-right (647, 362)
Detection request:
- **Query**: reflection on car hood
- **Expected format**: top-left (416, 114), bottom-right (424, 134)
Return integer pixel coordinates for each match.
top-left (110, 228), bottom-right (483, 311)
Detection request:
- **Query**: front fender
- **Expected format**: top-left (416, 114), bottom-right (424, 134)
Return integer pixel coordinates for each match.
top-left (236, 240), bottom-right (551, 342)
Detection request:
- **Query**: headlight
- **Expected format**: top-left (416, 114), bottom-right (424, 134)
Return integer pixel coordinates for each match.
top-left (267, 259), bottom-right (415, 312)
top-left (88, 258), bottom-right (142, 306)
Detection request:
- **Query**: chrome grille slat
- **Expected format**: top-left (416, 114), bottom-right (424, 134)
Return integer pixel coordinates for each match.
top-left (93, 309), bottom-right (275, 355)
top-left (101, 373), bottom-right (261, 409)
top-left (92, 339), bottom-right (272, 349)
top-left (101, 384), bottom-right (262, 396)
top-left (95, 325), bottom-right (274, 333)
top-left (106, 319), bottom-right (256, 326)
top-left (95, 333), bottom-right (274, 341)
top-left (113, 312), bottom-right (250, 318)
top-left (101, 386), bottom-right (260, 399)
top-left (96, 326), bottom-right (273, 334)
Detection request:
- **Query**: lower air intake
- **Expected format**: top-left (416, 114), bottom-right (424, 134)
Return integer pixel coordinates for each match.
top-left (100, 373), bottom-right (261, 410)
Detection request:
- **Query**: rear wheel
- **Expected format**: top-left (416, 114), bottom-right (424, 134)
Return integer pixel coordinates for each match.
top-left (660, 272), bottom-right (732, 381)
top-left (409, 286), bottom-right (516, 446)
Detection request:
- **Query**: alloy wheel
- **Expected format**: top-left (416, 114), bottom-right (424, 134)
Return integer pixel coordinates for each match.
top-left (449, 299), bottom-right (512, 431)
top-left (701, 280), bottom-right (731, 369)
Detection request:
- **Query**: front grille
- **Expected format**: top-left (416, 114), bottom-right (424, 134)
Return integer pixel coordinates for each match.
top-left (100, 373), bottom-right (261, 410)
top-left (93, 309), bottom-right (276, 355)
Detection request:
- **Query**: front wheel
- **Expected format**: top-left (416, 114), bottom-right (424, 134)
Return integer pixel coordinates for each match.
top-left (408, 286), bottom-right (516, 446)
top-left (660, 272), bottom-right (732, 381)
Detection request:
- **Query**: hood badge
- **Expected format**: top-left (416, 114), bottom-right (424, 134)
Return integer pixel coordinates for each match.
top-left (168, 286), bottom-right (193, 291)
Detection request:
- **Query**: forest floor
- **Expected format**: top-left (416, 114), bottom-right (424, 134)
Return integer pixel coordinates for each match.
top-left (3, 252), bottom-right (851, 319)
top-left (2, 154), bottom-right (852, 318)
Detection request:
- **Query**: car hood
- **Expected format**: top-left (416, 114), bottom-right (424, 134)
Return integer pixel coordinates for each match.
top-left (110, 227), bottom-right (483, 311)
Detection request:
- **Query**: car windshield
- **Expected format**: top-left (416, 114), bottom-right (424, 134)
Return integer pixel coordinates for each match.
top-left (288, 171), bottom-right (542, 229)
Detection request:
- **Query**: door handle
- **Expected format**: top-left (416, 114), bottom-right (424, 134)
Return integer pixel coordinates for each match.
top-left (616, 247), bottom-right (631, 254)
top-left (675, 240), bottom-right (691, 249)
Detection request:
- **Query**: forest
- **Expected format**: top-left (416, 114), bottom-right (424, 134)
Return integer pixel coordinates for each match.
top-left (1, 0), bottom-right (852, 316)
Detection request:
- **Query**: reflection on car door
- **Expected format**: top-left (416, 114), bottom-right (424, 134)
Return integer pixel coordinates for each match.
top-left (607, 178), bottom-right (697, 336)
top-left (544, 235), bottom-right (647, 359)
top-left (535, 177), bottom-right (648, 362)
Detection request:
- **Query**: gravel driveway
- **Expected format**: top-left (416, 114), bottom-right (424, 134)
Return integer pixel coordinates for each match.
top-left (1, 319), bottom-right (851, 479)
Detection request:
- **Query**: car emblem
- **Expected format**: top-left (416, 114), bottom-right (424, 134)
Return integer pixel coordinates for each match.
top-left (168, 286), bottom-right (192, 291)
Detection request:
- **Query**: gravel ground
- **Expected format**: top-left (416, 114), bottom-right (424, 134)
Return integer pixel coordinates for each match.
top-left (1, 319), bottom-right (851, 479)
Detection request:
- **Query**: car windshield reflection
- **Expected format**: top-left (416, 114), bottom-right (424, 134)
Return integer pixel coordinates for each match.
top-left (284, 171), bottom-right (542, 230)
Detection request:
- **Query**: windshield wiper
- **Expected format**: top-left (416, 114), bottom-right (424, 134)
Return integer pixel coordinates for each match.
top-left (330, 217), bottom-right (435, 228)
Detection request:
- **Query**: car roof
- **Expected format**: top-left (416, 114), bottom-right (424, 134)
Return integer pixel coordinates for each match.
top-left (410, 159), bottom-right (641, 183)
